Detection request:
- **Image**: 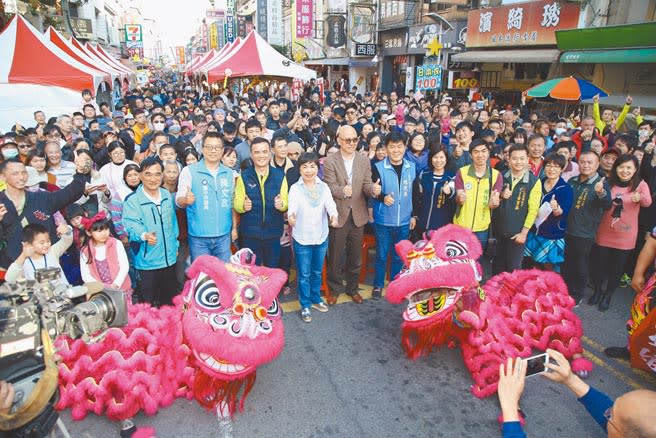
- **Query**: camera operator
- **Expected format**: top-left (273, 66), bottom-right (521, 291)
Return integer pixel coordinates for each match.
top-left (0, 382), bottom-right (14, 415)
top-left (0, 154), bottom-right (91, 272)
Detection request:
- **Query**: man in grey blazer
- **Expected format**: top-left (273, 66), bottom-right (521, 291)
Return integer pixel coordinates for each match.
top-left (323, 126), bottom-right (381, 304)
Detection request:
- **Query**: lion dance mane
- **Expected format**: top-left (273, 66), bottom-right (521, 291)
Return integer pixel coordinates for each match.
top-left (55, 251), bottom-right (287, 421)
top-left (386, 224), bottom-right (593, 398)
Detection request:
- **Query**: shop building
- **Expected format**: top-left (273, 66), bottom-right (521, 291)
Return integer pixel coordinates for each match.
top-left (451, 0), bottom-right (579, 104)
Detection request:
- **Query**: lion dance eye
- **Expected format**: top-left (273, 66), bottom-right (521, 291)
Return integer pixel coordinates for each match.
top-left (445, 240), bottom-right (468, 258)
top-left (194, 276), bottom-right (221, 309)
top-left (267, 299), bottom-right (280, 317)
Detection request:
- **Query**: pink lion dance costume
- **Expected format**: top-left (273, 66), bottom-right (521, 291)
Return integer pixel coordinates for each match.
top-left (55, 250), bottom-right (286, 428)
top-left (386, 224), bottom-right (593, 398)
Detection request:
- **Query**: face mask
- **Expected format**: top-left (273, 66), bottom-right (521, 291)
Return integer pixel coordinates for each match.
top-left (2, 149), bottom-right (18, 159)
top-left (153, 122), bottom-right (166, 131)
top-left (169, 125), bottom-right (181, 134)
top-left (555, 127), bottom-right (566, 136)
top-left (380, 106), bottom-right (388, 111)
top-left (312, 127), bottom-right (322, 134)
top-left (639, 129), bottom-right (650, 139)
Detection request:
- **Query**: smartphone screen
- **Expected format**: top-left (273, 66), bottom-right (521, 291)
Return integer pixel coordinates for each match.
top-left (524, 353), bottom-right (548, 377)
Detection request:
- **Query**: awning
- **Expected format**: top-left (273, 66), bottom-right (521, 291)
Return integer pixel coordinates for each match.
top-left (304, 57), bottom-right (349, 66)
top-left (349, 58), bottom-right (377, 68)
top-left (556, 22), bottom-right (656, 50)
top-left (560, 48), bottom-right (656, 64)
top-left (450, 49), bottom-right (559, 63)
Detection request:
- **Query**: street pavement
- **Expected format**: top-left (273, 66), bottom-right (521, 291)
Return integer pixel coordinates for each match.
top-left (59, 275), bottom-right (656, 438)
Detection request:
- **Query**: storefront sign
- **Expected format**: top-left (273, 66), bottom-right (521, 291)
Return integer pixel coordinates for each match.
top-left (408, 24), bottom-right (440, 53)
top-left (257, 0), bottom-right (267, 39)
top-left (415, 64), bottom-right (442, 91)
top-left (237, 16), bottom-right (246, 38)
top-left (267, 0), bottom-right (283, 45)
top-left (124, 24), bottom-right (142, 43)
top-left (447, 71), bottom-right (480, 89)
top-left (296, 0), bottom-right (313, 38)
top-left (226, 15), bottom-right (235, 43)
top-left (70, 18), bottom-right (93, 40)
top-left (355, 44), bottom-right (377, 56)
top-left (176, 47), bottom-right (186, 65)
top-left (209, 23), bottom-right (218, 49)
top-left (466, 1), bottom-right (579, 47)
top-left (380, 29), bottom-right (408, 56)
top-left (326, 15), bottom-right (347, 48)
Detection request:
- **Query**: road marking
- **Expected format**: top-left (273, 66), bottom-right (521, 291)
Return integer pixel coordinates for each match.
top-left (581, 349), bottom-right (648, 390)
top-left (582, 335), bottom-right (656, 384)
top-left (280, 287), bottom-right (656, 389)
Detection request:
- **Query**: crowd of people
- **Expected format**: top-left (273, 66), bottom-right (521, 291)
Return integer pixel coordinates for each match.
top-left (0, 84), bottom-right (654, 321)
top-left (0, 78), bottom-right (654, 435)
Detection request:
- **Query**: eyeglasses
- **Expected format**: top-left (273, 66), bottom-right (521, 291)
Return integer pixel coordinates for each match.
top-left (18, 144), bottom-right (30, 149)
top-left (340, 137), bottom-right (358, 144)
top-left (203, 145), bottom-right (223, 151)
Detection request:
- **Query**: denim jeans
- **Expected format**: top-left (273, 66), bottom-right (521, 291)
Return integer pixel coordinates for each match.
top-left (188, 233), bottom-right (232, 263)
top-left (373, 223), bottom-right (410, 289)
top-left (240, 236), bottom-right (281, 268)
top-left (474, 230), bottom-right (489, 253)
top-left (293, 238), bottom-right (328, 309)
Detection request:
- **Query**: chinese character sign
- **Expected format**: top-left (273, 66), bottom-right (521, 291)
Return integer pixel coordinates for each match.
top-left (296, 0), bottom-right (313, 38)
top-left (415, 64), bottom-right (442, 91)
top-left (466, 1), bottom-right (579, 47)
top-left (176, 46), bottom-right (186, 65)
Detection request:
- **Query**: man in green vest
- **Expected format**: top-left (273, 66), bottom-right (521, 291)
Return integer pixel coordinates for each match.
top-left (492, 144), bottom-right (542, 275)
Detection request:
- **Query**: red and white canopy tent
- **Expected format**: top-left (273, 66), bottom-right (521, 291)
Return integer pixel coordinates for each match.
top-left (45, 26), bottom-right (125, 90)
top-left (0, 15), bottom-right (111, 130)
top-left (202, 32), bottom-right (316, 83)
top-left (195, 38), bottom-right (241, 79)
top-left (87, 42), bottom-right (132, 76)
top-left (186, 49), bottom-right (217, 77)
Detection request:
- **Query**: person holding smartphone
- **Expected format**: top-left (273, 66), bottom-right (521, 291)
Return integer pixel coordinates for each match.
top-left (497, 349), bottom-right (656, 438)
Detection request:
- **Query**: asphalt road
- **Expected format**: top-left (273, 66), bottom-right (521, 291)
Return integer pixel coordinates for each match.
top-left (57, 275), bottom-right (656, 438)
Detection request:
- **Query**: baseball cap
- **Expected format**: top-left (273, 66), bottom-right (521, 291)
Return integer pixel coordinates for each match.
top-left (124, 113), bottom-right (134, 120)
top-left (112, 110), bottom-right (125, 118)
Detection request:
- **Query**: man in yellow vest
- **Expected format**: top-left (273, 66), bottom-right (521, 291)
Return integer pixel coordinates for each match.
top-left (453, 140), bottom-right (503, 249)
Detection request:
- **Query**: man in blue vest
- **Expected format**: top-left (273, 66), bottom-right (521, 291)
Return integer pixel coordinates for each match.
top-left (234, 137), bottom-right (288, 268)
top-left (371, 131), bottom-right (416, 299)
top-left (177, 132), bottom-right (236, 263)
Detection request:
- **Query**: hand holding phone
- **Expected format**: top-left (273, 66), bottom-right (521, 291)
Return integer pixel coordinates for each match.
top-left (524, 352), bottom-right (549, 377)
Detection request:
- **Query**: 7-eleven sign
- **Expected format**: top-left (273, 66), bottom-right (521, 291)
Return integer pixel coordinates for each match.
top-left (124, 24), bottom-right (142, 42)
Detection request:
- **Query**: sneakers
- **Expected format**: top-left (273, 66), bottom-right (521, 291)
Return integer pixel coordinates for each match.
top-left (301, 308), bottom-right (312, 322)
top-left (372, 287), bottom-right (382, 300)
top-left (619, 273), bottom-right (631, 288)
top-left (312, 302), bottom-right (330, 313)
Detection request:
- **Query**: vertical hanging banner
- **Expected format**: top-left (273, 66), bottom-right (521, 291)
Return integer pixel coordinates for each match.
top-left (226, 0), bottom-right (236, 43)
top-left (296, 0), bottom-right (313, 38)
top-left (257, 0), bottom-right (268, 39)
top-left (209, 23), bottom-right (218, 49)
top-left (176, 46), bottom-right (186, 65)
top-left (226, 16), bottom-right (235, 43)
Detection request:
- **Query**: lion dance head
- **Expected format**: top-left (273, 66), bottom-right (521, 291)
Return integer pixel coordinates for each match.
top-left (386, 224), bottom-right (484, 359)
top-left (181, 250), bottom-right (287, 415)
